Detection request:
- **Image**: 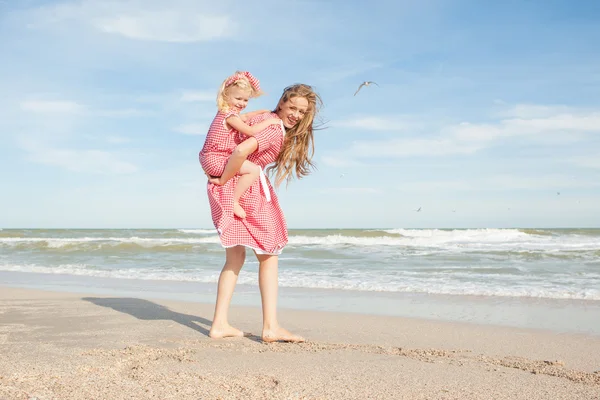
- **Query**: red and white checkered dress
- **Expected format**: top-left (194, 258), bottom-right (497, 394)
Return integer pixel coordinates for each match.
top-left (205, 112), bottom-right (288, 255)
top-left (199, 110), bottom-right (239, 177)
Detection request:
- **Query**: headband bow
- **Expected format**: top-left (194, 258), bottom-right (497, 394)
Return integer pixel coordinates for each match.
top-left (225, 71), bottom-right (261, 92)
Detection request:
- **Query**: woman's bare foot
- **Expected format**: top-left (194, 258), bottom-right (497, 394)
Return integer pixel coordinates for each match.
top-left (209, 324), bottom-right (244, 339)
top-left (233, 202), bottom-right (246, 219)
top-left (262, 326), bottom-right (305, 343)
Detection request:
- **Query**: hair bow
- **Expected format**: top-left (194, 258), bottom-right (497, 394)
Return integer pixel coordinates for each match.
top-left (225, 71), bottom-right (261, 92)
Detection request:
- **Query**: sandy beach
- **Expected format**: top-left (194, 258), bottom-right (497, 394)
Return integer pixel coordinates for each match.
top-left (0, 286), bottom-right (599, 400)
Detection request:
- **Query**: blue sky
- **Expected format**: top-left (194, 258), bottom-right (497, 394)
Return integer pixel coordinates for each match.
top-left (1, 0), bottom-right (599, 229)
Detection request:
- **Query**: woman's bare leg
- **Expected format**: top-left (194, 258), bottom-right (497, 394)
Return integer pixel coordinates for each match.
top-left (233, 160), bottom-right (260, 219)
top-left (256, 253), bottom-right (305, 343)
top-left (209, 246), bottom-right (246, 339)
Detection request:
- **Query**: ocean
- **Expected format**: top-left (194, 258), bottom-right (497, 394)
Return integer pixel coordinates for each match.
top-left (1, 228), bottom-right (600, 334)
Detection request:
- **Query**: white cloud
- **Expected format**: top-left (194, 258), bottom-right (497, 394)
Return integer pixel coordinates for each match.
top-left (347, 138), bottom-right (482, 157)
top-left (20, 98), bottom-right (148, 119)
top-left (448, 122), bottom-right (502, 142)
top-left (570, 155), bottom-right (600, 169)
top-left (483, 174), bottom-right (599, 190)
top-left (500, 104), bottom-right (575, 118)
top-left (329, 104), bottom-right (600, 160)
top-left (180, 91), bottom-right (215, 102)
top-left (451, 110), bottom-right (600, 143)
top-left (507, 114), bottom-right (600, 132)
top-left (95, 108), bottom-right (148, 117)
top-left (107, 136), bottom-right (131, 144)
top-left (97, 11), bottom-right (235, 42)
top-left (23, 1), bottom-right (237, 42)
top-left (397, 180), bottom-right (474, 192)
top-left (19, 138), bottom-right (138, 174)
top-left (320, 187), bottom-right (382, 194)
top-left (405, 174), bottom-right (600, 192)
top-left (315, 62), bottom-right (384, 84)
top-left (332, 116), bottom-right (415, 131)
top-left (174, 124), bottom-right (208, 135)
top-left (320, 155), bottom-right (366, 168)
top-left (20, 100), bottom-right (84, 114)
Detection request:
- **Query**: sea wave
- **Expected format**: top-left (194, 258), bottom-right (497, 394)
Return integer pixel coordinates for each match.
top-left (178, 229), bottom-right (216, 235)
top-left (1, 228), bottom-right (599, 253)
top-left (2, 263), bottom-right (599, 301)
top-left (0, 236), bottom-right (221, 251)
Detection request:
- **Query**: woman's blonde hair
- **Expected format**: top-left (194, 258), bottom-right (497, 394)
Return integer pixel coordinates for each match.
top-left (216, 71), bottom-right (264, 112)
top-left (267, 83), bottom-right (323, 187)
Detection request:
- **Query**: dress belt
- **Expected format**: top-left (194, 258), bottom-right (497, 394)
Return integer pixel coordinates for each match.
top-left (259, 168), bottom-right (271, 202)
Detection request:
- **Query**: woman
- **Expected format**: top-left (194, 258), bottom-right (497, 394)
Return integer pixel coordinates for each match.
top-left (205, 83), bottom-right (322, 342)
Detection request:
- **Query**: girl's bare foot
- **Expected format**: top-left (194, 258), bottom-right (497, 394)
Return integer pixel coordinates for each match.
top-left (233, 202), bottom-right (246, 219)
top-left (262, 326), bottom-right (305, 343)
top-left (209, 324), bottom-right (244, 339)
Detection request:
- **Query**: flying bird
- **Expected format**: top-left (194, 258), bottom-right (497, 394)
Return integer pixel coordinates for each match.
top-left (414, 207), bottom-right (422, 212)
top-left (354, 81), bottom-right (379, 96)
top-left (557, 192), bottom-right (560, 195)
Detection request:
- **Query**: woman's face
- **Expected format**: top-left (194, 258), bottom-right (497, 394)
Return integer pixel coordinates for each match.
top-left (277, 96), bottom-right (309, 128)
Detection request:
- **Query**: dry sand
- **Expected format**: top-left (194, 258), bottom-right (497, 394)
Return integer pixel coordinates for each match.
top-left (0, 286), bottom-right (599, 399)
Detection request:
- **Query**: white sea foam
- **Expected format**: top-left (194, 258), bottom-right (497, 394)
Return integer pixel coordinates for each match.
top-left (1, 229), bottom-right (599, 253)
top-left (0, 236), bottom-right (222, 248)
top-left (287, 229), bottom-right (600, 251)
top-left (178, 229), bottom-right (216, 235)
top-left (2, 262), bottom-right (599, 300)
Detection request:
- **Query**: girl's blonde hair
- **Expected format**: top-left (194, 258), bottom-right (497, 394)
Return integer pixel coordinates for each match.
top-left (216, 71), bottom-right (264, 112)
top-left (267, 83), bottom-right (324, 187)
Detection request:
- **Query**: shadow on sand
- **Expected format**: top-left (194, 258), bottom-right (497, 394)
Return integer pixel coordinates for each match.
top-left (82, 297), bottom-right (212, 336)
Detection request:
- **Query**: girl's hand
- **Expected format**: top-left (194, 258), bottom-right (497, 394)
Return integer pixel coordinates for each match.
top-left (208, 176), bottom-right (224, 186)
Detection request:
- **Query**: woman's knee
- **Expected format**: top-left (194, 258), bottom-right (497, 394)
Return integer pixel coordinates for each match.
top-left (255, 253), bottom-right (278, 269)
top-left (226, 246), bottom-right (246, 266)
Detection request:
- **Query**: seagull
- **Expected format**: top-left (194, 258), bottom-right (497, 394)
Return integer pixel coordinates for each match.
top-left (354, 81), bottom-right (379, 96)
top-left (414, 207), bottom-right (422, 212)
top-left (340, 173), bottom-right (346, 178)
top-left (557, 192), bottom-right (560, 195)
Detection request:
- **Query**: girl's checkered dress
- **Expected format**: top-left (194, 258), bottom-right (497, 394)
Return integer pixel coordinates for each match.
top-left (199, 110), bottom-right (239, 177)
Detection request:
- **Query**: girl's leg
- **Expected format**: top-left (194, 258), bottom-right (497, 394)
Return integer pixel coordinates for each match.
top-left (209, 246), bottom-right (246, 339)
top-left (255, 253), bottom-right (305, 343)
top-left (233, 160), bottom-right (260, 219)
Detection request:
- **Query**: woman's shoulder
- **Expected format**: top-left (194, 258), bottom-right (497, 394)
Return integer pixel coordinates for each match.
top-left (249, 111), bottom-right (279, 125)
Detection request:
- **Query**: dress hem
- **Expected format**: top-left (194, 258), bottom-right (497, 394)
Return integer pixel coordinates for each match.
top-left (219, 242), bottom-right (283, 256)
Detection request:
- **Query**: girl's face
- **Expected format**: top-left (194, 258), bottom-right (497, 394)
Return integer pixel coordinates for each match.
top-left (226, 87), bottom-right (251, 112)
top-left (277, 96), bottom-right (309, 128)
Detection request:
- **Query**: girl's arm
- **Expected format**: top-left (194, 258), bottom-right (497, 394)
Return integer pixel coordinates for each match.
top-left (209, 138), bottom-right (259, 186)
top-left (226, 115), bottom-right (280, 137)
top-left (240, 109), bottom-right (271, 122)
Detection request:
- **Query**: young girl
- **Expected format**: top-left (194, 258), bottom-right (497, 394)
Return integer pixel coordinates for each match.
top-left (199, 71), bottom-right (281, 219)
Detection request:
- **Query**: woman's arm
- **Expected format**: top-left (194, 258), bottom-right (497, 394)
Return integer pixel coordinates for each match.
top-left (227, 115), bottom-right (280, 137)
top-left (208, 137), bottom-right (259, 186)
